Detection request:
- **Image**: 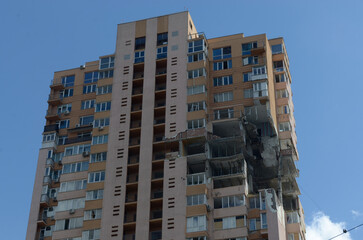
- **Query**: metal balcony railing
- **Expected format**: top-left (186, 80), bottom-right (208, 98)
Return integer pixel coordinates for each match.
top-left (64, 135), bottom-right (92, 145)
top-left (44, 124), bottom-right (59, 132)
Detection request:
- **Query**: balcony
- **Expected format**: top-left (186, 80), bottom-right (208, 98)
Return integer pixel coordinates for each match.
top-left (50, 78), bottom-right (64, 90)
top-left (153, 152), bottom-right (165, 161)
top-left (125, 194), bottom-right (138, 203)
top-left (274, 60), bottom-right (286, 73)
top-left (150, 210), bottom-right (162, 220)
top-left (251, 66), bottom-right (268, 81)
top-left (40, 194), bottom-right (50, 207)
top-left (43, 176), bottom-right (52, 185)
top-left (153, 135), bottom-right (164, 143)
top-left (128, 156), bottom-right (139, 165)
top-left (123, 234), bottom-right (136, 240)
top-left (48, 94), bottom-right (62, 105)
top-left (152, 171), bottom-right (164, 180)
top-left (45, 158), bottom-right (54, 166)
top-left (130, 121), bottom-right (141, 129)
top-left (151, 191), bottom-right (163, 199)
top-left (68, 124), bottom-right (93, 133)
top-left (133, 72), bottom-right (144, 80)
top-left (64, 135), bottom-right (92, 145)
top-left (43, 124), bottom-right (59, 133)
top-left (150, 231), bottom-right (162, 240)
top-left (131, 104), bottom-right (142, 112)
top-left (187, 172), bottom-right (206, 186)
top-left (155, 68), bottom-right (167, 76)
top-left (37, 212), bottom-right (47, 227)
top-left (154, 118), bottom-right (165, 126)
top-left (129, 138), bottom-right (140, 147)
top-left (45, 110), bottom-right (60, 121)
top-left (127, 174), bottom-right (139, 184)
top-left (154, 101), bottom-right (166, 108)
top-left (132, 88), bottom-right (143, 95)
top-left (209, 109), bottom-right (242, 122)
top-left (124, 213), bottom-right (137, 224)
top-left (155, 84), bottom-right (166, 91)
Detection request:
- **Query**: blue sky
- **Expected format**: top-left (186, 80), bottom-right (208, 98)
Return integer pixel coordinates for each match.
top-left (1, 0), bottom-right (363, 239)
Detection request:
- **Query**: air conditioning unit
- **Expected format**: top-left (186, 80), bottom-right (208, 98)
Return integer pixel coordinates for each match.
top-left (64, 110), bottom-right (70, 115)
top-left (75, 124), bottom-right (81, 128)
top-left (99, 126), bottom-right (104, 131)
top-left (83, 151), bottom-right (90, 157)
top-left (69, 209), bottom-right (75, 214)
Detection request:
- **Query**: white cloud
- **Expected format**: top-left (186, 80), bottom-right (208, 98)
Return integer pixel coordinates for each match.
top-left (351, 210), bottom-right (362, 218)
top-left (306, 212), bottom-right (352, 240)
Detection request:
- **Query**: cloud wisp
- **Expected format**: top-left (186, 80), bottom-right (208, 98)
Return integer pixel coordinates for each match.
top-left (306, 212), bottom-right (352, 240)
top-left (351, 210), bottom-right (362, 218)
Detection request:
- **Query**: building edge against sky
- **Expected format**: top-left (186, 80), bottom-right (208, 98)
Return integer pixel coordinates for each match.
top-left (27, 11), bottom-right (305, 240)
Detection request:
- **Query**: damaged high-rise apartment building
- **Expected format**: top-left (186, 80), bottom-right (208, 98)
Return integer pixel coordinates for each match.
top-left (27, 11), bottom-right (305, 240)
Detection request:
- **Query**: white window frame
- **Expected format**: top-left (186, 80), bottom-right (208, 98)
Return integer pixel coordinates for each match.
top-left (82, 229), bottom-right (100, 240)
top-left (187, 194), bottom-right (207, 206)
top-left (90, 152), bottom-right (107, 163)
top-left (62, 161), bottom-right (89, 174)
top-left (96, 85), bottom-right (112, 95)
top-left (88, 171), bottom-right (105, 183)
top-left (279, 122), bottom-right (292, 132)
top-left (56, 198), bottom-right (85, 212)
top-left (86, 189), bottom-right (104, 201)
top-left (214, 75), bottom-right (233, 86)
top-left (187, 119), bottom-right (205, 129)
top-left (187, 173), bottom-right (206, 185)
top-left (188, 39), bottom-right (206, 53)
top-left (253, 82), bottom-right (268, 98)
top-left (213, 60), bottom-right (232, 71)
top-left (187, 85), bottom-right (206, 95)
top-left (60, 179), bottom-right (87, 192)
top-left (95, 101), bottom-right (111, 112)
top-left (84, 209), bottom-right (102, 220)
top-left (188, 68), bottom-right (206, 79)
top-left (55, 217), bottom-right (83, 231)
top-left (64, 144), bottom-right (91, 156)
top-left (99, 56), bottom-right (114, 69)
top-left (83, 84), bottom-right (97, 94)
top-left (188, 101), bottom-right (206, 112)
top-left (60, 88), bottom-right (73, 98)
top-left (43, 133), bottom-right (56, 142)
top-left (186, 215), bottom-right (207, 233)
top-left (214, 91), bottom-right (233, 103)
top-left (81, 100), bottom-right (95, 110)
top-left (134, 50), bottom-right (145, 63)
top-left (92, 134), bottom-right (108, 145)
top-left (242, 56), bottom-right (258, 66)
top-left (93, 118), bottom-right (110, 128)
top-left (58, 104), bottom-right (72, 114)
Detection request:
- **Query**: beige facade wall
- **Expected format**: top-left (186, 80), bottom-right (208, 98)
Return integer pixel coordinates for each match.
top-left (100, 20), bottom-right (135, 239)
